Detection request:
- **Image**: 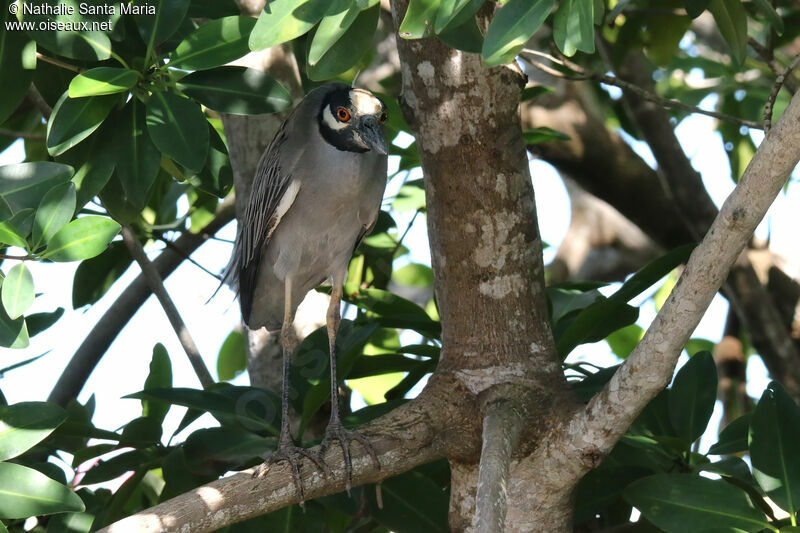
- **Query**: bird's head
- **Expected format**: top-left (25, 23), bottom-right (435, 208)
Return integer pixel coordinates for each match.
top-left (318, 85), bottom-right (388, 155)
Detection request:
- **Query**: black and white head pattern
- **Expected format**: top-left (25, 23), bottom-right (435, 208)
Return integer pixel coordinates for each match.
top-left (318, 87), bottom-right (388, 153)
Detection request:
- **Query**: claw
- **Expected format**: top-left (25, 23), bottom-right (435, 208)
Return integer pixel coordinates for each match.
top-left (319, 422), bottom-right (380, 493)
top-left (254, 444), bottom-right (331, 506)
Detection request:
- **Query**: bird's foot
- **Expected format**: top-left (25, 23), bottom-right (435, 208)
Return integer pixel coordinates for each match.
top-left (319, 422), bottom-right (380, 494)
top-left (254, 443), bottom-right (331, 505)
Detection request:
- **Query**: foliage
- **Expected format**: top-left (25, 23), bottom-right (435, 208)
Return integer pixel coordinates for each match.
top-left (0, 0), bottom-right (798, 530)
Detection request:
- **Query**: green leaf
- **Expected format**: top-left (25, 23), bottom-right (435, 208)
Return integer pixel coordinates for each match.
top-left (0, 278), bottom-right (28, 349)
top-left (367, 468), bottom-right (449, 532)
top-left (342, 288), bottom-right (441, 338)
top-left (183, 427), bottom-right (269, 473)
top-left (142, 344), bottom-right (172, 423)
top-left (46, 92), bottom-right (119, 157)
top-left (434, 0), bottom-right (483, 33)
top-left (708, 0), bottom-right (747, 65)
top-left (624, 474), bottom-right (771, 532)
top-left (42, 216), bottom-right (121, 262)
top-left (709, 412), bottom-right (750, 455)
top-left (169, 16), bottom-right (257, 70)
top-left (553, 0), bottom-right (595, 56)
top-left (72, 242), bottom-right (132, 308)
top-left (0, 462), bottom-right (84, 518)
top-left (145, 92), bottom-right (209, 173)
top-left (0, 210), bottom-right (32, 249)
top-left (668, 351), bottom-right (717, 445)
top-left (217, 329), bottom-right (247, 381)
top-left (308, 0), bottom-right (358, 66)
top-left (249, 0), bottom-right (329, 51)
top-left (750, 382), bottom-right (800, 514)
top-left (135, 0), bottom-right (191, 50)
top-left (177, 67), bottom-right (292, 115)
top-left (0, 21), bottom-right (35, 124)
top-left (113, 101), bottom-right (160, 209)
top-left (523, 127), bottom-right (571, 144)
top-left (0, 162), bottom-right (73, 214)
top-left (751, 0), bottom-right (783, 34)
top-left (23, 0), bottom-right (115, 61)
top-left (1, 263), bottom-right (34, 320)
top-left (26, 307), bottom-right (64, 336)
top-left (80, 449), bottom-right (152, 485)
top-left (398, 0), bottom-right (440, 39)
top-left (307, 4), bottom-right (379, 81)
top-left (437, 15), bottom-right (483, 54)
top-left (683, 0), bottom-right (713, 18)
top-left (482, 0), bottom-right (557, 66)
top-left (196, 123), bottom-right (233, 197)
top-left (393, 263), bottom-right (434, 287)
top-left (68, 68), bottom-right (139, 98)
top-left (32, 183), bottom-right (76, 250)
top-left (0, 402), bottom-right (67, 461)
top-left (58, 134), bottom-right (115, 210)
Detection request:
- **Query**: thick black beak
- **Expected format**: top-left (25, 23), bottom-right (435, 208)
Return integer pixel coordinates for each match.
top-left (359, 118), bottom-right (388, 155)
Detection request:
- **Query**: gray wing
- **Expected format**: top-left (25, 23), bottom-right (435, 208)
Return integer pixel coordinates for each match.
top-left (223, 123), bottom-right (295, 324)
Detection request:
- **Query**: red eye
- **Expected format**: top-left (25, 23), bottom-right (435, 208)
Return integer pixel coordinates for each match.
top-left (379, 111), bottom-right (387, 124)
top-left (336, 107), bottom-right (351, 122)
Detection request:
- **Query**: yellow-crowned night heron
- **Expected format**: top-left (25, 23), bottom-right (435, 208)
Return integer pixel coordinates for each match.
top-left (226, 82), bottom-right (388, 499)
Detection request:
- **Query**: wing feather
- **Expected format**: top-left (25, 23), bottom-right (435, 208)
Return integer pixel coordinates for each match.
top-left (222, 122), bottom-right (298, 324)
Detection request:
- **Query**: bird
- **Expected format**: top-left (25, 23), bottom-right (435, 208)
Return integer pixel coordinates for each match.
top-left (225, 82), bottom-right (388, 500)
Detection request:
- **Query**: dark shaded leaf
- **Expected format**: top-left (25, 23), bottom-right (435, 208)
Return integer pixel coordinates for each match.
top-left (0, 18), bottom-right (35, 124)
top-left (668, 351), bottom-right (718, 445)
top-left (178, 67), bottom-right (292, 115)
top-left (145, 91), bottom-right (209, 173)
top-left (307, 4), bottom-right (379, 81)
top-left (72, 242), bottom-right (132, 307)
top-left (708, 0), bottom-right (747, 65)
top-left (709, 412), bottom-right (750, 455)
top-left (434, 0), bottom-right (483, 33)
top-left (26, 308), bottom-right (64, 336)
top-left (523, 127), bottom-right (570, 144)
top-left (142, 344), bottom-right (172, 423)
top-left (112, 101), bottom-right (161, 210)
top-left (32, 182), bottom-right (76, 250)
top-left (170, 16), bottom-right (257, 70)
top-left (0, 162), bottom-right (73, 214)
top-left (46, 93), bottom-right (118, 156)
top-left (0, 401), bottom-right (67, 460)
top-left (23, 0), bottom-right (114, 61)
top-left (135, 0), bottom-right (191, 50)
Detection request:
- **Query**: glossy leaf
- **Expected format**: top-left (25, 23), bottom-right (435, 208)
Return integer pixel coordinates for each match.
top-left (68, 68), bottom-right (139, 98)
top-left (72, 242), bottom-right (132, 308)
top-left (58, 134), bottom-right (115, 210)
top-left (0, 209), bottom-right (32, 248)
top-left (523, 127), bottom-right (570, 144)
top-left (553, 0), bottom-right (595, 56)
top-left (308, 0), bottom-right (357, 66)
top-left (183, 427), bottom-right (269, 473)
top-left (0, 162), bottom-right (73, 214)
top-left (80, 449), bottom-right (152, 485)
top-left (750, 382), bottom-right (800, 514)
top-left (146, 91), bottom-right (209, 172)
top-left (249, 0), bottom-right (329, 51)
top-left (307, 4), bottom-right (379, 81)
top-left (135, 0), bottom-right (191, 49)
top-left (0, 21), bottom-right (35, 124)
top-left (342, 288), bottom-right (441, 338)
top-left (1, 263), bottom-right (33, 320)
top-left (177, 67), bottom-right (292, 115)
top-left (169, 16), bottom-right (257, 70)
top-left (142, 344), bottom-right (172, 423)
top-left (113, 101), bottom-right (160, 209)
top-left (434, 0), bottom-right (483, 33)
top-left (42, 216), bottom-right (121, 262)
top-left (217, 330), bottom-right (247, 381)
top-left (437, 15), bottom-right (483, 53)
top-left (0, 462), bottom-right (84, 518)
top-left (0, 401), bottom-right (67, 461)
top-left (367, 468), bottom-right (449, 532)
top-left (482, 0), bottom-right (557, 66)
top-left (668, 351), bottom-right (718, 445)
top-left (708, 0), bottom-right (747, 65)
top-left (32, 182), bottom-right (76, 250)
top-left (46, 93), bottom-right (118, 156)
top-left (624, 474), bottom-right (770, 532)
top-left (196, 123), bottom-right (233, 197)
top-left (0, 300), bottom-right (27, 349)
top-left (23, 0), bottom-right (114, 61)
top-left (398, 0), bottom-right (440, 39)
top-left (709, 413), bottom-right (750, 455)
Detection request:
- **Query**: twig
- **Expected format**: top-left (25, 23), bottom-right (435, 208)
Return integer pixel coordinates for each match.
top-left (0, 128), bottom-right (44, 141)
top-left (764, 52), bottom-right (800, 135)
top-left (519, 49), bottom-right (763, 130)
top-left (0, 253), bottom-right (32, 260)
top-left (27, 85), bottom-right (51, 119)
top-left (121, 226), bottom-right (215, 389)
top-left (48, 198), bottom-right (235, 407)
top-left (36, 52), bottom-right (82, 73)
top-left (154, 232), bottom-right (223, 281)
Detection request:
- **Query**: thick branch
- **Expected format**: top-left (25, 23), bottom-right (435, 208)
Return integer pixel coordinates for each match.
top-left (121, 226), bottom-right (215, 389)
top-left (96, 377), bottom-right (469, 532)
top-left (47, 198), bottom-right (235, 406)
top-left (536, 87), bottom-right (800, 506)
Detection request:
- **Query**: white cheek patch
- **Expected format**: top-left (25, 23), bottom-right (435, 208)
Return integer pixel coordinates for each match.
top-left (350, 89), bottom-right (383, 115)
top-left (322, 107), bottom-right (348, 130)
